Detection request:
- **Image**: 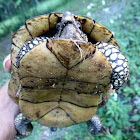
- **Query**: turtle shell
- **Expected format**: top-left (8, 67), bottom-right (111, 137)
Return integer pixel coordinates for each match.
top-left (8, 12), bottom-right (127, 127)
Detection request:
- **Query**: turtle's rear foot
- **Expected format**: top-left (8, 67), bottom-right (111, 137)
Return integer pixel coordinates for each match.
top-left (86, 115), bottom-right (110, 136)
top-left (14, 113), bottom-right (33, 140)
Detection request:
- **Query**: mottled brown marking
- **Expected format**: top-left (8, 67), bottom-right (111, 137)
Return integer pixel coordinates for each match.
top-left (11, 48), bottom-right (14, 53)
top-left (98, 63), bottom-right (104, 71)
top-left (81, 19), bottom-right (87, 24)
top-left (49, 47), bottom-right (52, 52)
top-left (99, 63), bottom-right (104, 67)
top-left (31, 19), bottom-right (36, 21)
top-left (43, 29), bottom-right (46, 32)
top-left (54, 13), bottom-right (60, 18)
top-left (27, 22), bottom-right (31, 25)
top-left (13, 34), bottom-right (17, 38)
top-left (47, 41), bottom-right (52, 52)
top-left (91, 49), bottom-right (95, 55)
top-left (58, 52), bottom-right (69, 65)
top-left (104, 33), bottom-right (110, 35)
top-left (114, 42), bottom-right (119, 46)
top-left (36, 111), bottom-right (40, 118)
top-left (26, 66), bottom-right (31, 68)
top-left (85, 54), bottom-right (89, 59)
top-left (18, 28), bottom-right (25, 31)
top-left (39, 17), bottom-right (47, 20)
top-left (101, 26), bottom-right (108, 33)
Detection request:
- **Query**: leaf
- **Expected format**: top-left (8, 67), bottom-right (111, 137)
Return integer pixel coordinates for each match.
top-left (16, 0), bottom-right (22, 6)
top-left (130, 115), bottom-right (140, 121)
top-left (116, 130), bottom-right (122, 137)
top-left (0, 4), bottom-right (3, 8)
top-left (134, 132), bottom-right (140, 139)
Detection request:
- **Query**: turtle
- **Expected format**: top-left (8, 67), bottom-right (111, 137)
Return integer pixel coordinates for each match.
top-left (8, 11), bottom-right (129, 139)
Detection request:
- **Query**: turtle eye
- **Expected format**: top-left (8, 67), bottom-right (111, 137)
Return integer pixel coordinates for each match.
top-left (56, 23), bottom-right (61, 31)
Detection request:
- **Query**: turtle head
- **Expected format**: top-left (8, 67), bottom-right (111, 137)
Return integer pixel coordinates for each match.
top-left (61, 11), bottom-right (75, 24)
top-left (55, 11), bottom-right (88, 41)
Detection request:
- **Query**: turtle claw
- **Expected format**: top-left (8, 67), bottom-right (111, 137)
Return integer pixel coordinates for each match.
top-left (86, 115), bottom-right (110, 136)
top-left (14, 113), bottom-right (33, 140)
top-left (14, 134), bottom-right (25, 140)
top-left (50, 127), bottom-right (57, 132)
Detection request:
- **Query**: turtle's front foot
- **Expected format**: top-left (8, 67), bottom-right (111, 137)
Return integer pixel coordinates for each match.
top-left (14, 113), bottom-right (33, 140)
top-left (86, 115), bottom-right (110, 136)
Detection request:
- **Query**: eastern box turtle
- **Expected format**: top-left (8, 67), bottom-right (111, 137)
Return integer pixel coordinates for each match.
top-left (8, 11), bottom-right (129, 139)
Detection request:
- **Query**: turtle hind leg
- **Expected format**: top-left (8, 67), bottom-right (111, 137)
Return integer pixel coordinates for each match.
top-left (14, 113), bottom-right (33, 140)
top-left (86, 115), bottom-right (110, 136)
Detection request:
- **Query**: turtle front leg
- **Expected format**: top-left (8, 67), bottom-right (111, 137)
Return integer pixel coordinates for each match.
top-left (14, 113), bottom-right (33, 140)
top-left (86, 115), bottom-right (110, 136)
top-left (96, 42), bottom-right (129, 90)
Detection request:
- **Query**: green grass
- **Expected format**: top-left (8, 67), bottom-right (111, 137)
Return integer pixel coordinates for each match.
top-left (0, 0), bottom-right (140, 139)
top-left (0, 0), bottom-right (71, 40)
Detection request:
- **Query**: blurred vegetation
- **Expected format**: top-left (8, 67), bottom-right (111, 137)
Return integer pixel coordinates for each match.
top-left (0, 0), bottom-right (140, 140)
